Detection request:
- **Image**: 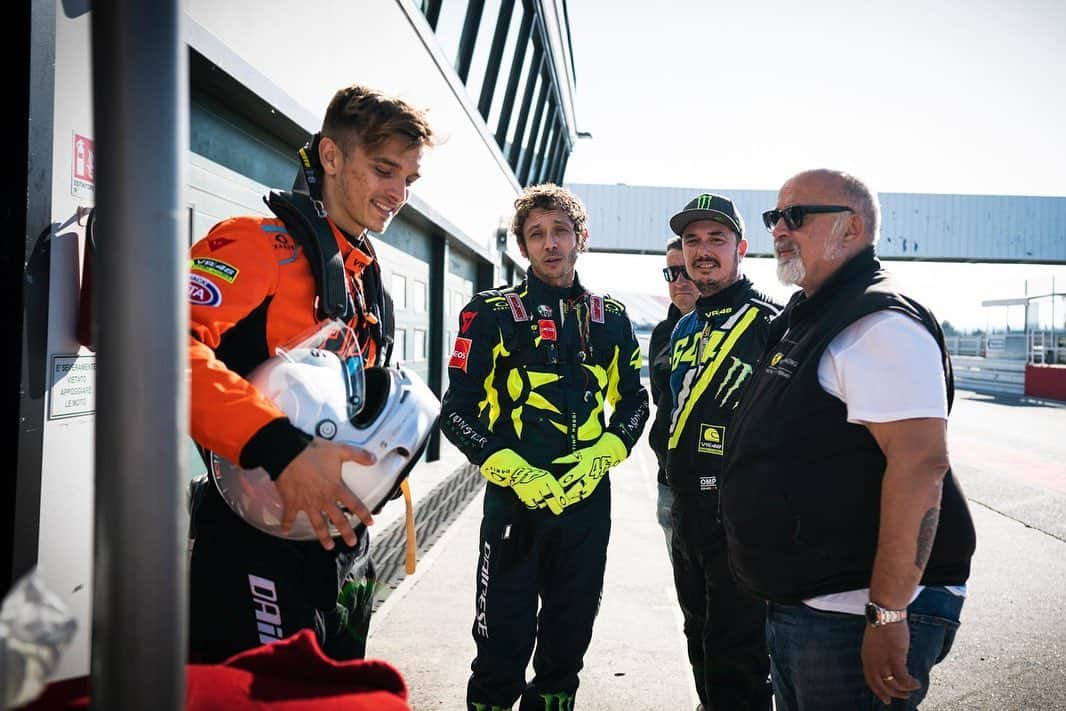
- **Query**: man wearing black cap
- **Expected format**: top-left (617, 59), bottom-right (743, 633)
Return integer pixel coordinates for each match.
top-left (663, 193), bottom-right (780, 710)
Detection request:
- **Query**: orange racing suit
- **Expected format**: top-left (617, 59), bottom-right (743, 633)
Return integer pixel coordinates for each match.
top-left (189, 214), bottom-right (384, 474)
top-left (187, 209), bottom-right (388, 663)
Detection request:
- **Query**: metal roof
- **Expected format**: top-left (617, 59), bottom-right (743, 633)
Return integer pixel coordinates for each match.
top-left (567, 183), bottom-right (1066, 263)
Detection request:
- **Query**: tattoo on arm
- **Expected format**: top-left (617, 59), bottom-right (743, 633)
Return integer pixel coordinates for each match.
top-left (915, 507), bottom-right (940, 569)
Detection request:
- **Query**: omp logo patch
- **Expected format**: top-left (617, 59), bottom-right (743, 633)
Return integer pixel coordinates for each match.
top-left (449, 337), bottom-right (473, 371)
top-left (698, 423), bottom-right (725, 455)
top-left (191, 257), bottom-right (239, 283)
top-left (699, 476), bottom-right (718, 491)
top-left (188, 274), bottom-right (222, 306)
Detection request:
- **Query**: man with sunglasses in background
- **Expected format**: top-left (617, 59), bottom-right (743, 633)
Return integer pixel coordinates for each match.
top-left (721, 169), bottom-right (976, 710)
top-left (648, 237), bottom-right (699, 558)
top-left (186, 85), bottom-right (434, 663)
top-left (663, 194), bottom-right (780, 710)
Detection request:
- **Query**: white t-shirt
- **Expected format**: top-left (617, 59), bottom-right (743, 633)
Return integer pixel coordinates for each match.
top-left (802, 310), bottom-right (964, 614)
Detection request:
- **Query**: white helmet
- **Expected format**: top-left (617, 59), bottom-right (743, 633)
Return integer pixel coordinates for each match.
top-left (210, 348), bottom-right (440, 540)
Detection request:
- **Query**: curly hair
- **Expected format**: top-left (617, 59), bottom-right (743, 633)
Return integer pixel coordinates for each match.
top-left (510, 183), bottom-right (588, 249)
top-left (322, 84), bottom-right (435, 154)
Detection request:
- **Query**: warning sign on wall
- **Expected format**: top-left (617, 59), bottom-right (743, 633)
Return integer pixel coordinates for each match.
top-left (49, 354), bottom-right (96, 419)
top-left (72, 132), bottom-right (95, 199)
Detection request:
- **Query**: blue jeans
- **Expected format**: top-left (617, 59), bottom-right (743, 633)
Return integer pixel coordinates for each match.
top-left (657, 482), bottom-right (674, 562)
top-left (767, 586), bottom-right (963, 710)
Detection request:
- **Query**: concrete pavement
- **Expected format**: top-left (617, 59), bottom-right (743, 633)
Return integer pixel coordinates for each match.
top-left (367, 391), bottom-right (1066, 709)
top-left (368, 437), bottom-right (697, 710)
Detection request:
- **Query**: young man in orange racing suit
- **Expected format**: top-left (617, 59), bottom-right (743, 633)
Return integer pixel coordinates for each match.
top-left (441, 184), bottom-right (650, 711)
top-left (187, 85), bottom-right (433, 663)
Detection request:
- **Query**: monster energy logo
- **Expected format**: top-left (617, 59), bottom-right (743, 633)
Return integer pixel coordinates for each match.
top-left (694, 194), bottom-right (716, 209)
top-left (716, 356), bottom-right (753, 406)
top-left (539, 692), bottom-right (575, 710)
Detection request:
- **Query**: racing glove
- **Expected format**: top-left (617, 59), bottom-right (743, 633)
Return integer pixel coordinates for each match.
top-left (553, 432), bottom-right (627, 503)
top-left (480, 448), bottom-right (567, 515)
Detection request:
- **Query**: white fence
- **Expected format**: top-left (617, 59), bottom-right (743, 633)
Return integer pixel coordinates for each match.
top-left (950, 356), bottom-right (1026, 396)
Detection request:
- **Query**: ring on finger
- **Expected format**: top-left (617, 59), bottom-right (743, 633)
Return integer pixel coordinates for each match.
top-left (881, 675), bottom-right (895, 682)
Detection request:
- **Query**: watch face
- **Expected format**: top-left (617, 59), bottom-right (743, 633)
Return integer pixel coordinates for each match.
top-left (864, 603), bottom-right (880, 625)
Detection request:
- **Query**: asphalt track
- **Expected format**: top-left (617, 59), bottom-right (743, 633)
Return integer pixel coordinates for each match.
top-left (367, 389), bottom-right (1066, 710)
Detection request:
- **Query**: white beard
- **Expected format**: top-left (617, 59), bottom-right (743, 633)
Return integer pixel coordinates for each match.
top-left (777, 256), bottom-right (805, 286)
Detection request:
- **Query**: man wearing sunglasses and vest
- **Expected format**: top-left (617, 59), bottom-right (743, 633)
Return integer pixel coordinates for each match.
top-left (663, 193), bottom-right (780, 710)
top-left (648, 236), bottom-right (699, 559)
top-left (441, 184), bottom-right (649, 711)
top-left (186, 85), bottom-right (434, 663)
top-left (721, 169), bottom-right (976, 710)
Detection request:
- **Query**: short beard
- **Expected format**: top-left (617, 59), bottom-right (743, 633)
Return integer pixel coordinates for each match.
top-left (693, 250), bottom-right (740, 296)
top-left (777, 214), bottom-right (850, 287)
top-left (777, 256), bottom-right (805, 286)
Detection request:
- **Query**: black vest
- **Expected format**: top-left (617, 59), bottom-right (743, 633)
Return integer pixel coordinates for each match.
top-left (720, 248), bottom-right (976, 602)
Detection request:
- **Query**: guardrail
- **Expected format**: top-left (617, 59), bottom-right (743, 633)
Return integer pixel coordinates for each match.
top-left (945, 335), bottom-right (985, 357)
top-left (951, 355), bottom-right (1026, 395)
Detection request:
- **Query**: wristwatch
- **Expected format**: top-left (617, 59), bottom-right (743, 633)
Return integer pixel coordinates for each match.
top-left (865, 601), bottom-right (908, 627)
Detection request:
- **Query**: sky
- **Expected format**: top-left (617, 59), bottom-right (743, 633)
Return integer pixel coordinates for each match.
top-left (558, 0), bottom-right (1066, 330)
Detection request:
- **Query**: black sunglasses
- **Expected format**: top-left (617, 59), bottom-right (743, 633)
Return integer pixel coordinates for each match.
top-left (662, 265), bottom-right (690, 283)
top-left (762, 205), bottom-right (853, 231)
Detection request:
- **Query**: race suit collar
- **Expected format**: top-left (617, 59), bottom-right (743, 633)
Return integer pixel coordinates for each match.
top-left (694, 276), bottom-right (752, 316)
top-left (527, 268), bottom-right (586, 302)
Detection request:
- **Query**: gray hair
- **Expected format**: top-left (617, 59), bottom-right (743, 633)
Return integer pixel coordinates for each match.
top-left (795, 169), bottom-right (881, 245)
top-left (835, 171), bottom-right (881, 246)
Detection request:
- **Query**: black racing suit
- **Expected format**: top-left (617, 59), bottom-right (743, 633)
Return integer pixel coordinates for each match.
top-left (441, 271), bottom-right (649, 711)
top-left (665, 277), bottom-right (780, 710)
top-left (648, 303), bottom-right (685, 486)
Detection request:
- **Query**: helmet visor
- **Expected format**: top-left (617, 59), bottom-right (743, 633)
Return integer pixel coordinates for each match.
top-left (275, 318), bottom-right (366, 417)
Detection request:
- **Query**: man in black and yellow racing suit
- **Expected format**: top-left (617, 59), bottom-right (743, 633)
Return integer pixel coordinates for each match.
top-left (664, 194), bottom-right (781, 710)
top-left (441, 184), bottom-right (649, 711)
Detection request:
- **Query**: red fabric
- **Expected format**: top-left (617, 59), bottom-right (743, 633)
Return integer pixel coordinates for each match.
top-left (20, 630), bottom-right (409, 710)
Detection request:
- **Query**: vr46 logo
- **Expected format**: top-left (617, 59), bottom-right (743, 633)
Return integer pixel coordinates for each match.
top-left (698, 423), bottom-right (725, 455)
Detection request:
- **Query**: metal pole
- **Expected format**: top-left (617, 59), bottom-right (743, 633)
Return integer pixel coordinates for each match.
top-left (427, 236), bottom-right (448, 461)
top-left (90, 1), bottom-right (188, 709)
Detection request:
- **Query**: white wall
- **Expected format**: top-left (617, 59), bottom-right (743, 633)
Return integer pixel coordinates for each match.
top-left (34, 0), bottom-right (525, 681)
top-left (41, 4), bottom-right (97, 680)
top-left (185, 0), bottom-right (522, 254)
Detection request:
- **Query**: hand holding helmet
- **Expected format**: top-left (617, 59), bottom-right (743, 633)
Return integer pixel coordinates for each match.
top-left (211, 347), bottom-right (440, 543)
top-left (553, 432), bottom-right (627, 504)
top-left (274, 439), bottom-right (376, 549)
top-left (480, 448), bottom-right (567, 515)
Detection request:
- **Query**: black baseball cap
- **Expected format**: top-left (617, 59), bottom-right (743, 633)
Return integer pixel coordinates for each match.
top-left (669, 193), bottom-right (744, 238)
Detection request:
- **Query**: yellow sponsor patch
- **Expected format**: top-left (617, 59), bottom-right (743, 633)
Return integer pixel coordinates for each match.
top-left (698, 423), bottom-right (725, 455)
top-left (770, 352), bottom-right (783, 366)
top-left (190, 257), bottom-right (239, 283)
